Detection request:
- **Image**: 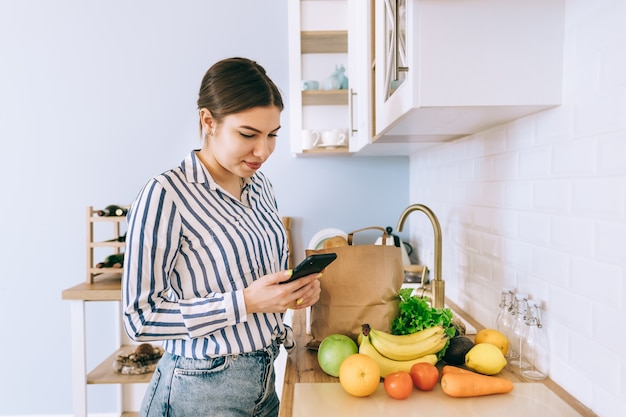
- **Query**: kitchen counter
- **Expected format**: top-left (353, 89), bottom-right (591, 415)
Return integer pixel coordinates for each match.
top-left (278, 300), bottom-right (597, 417)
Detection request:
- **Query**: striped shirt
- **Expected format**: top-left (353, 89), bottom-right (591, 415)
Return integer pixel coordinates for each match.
top-left (122, 150), bottom-right (293, 359)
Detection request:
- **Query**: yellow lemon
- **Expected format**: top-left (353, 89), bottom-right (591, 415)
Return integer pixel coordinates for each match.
top-left (474, 328), bottom-right (509, 356)
top-left (465, 343), bottom-right (507, 375)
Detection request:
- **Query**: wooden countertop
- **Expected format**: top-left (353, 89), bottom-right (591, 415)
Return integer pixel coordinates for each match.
top-left (278, 302), bottom-right (597, 417)
top-left (61, 273), bottom-right (123, 301)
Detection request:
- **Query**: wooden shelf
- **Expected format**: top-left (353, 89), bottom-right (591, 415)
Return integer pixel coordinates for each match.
top-left (62, 273), bottom-right (122, 301)
top-left (87, 345), bottom-right (154, 385)
top-left (122, 413), bottom-right (138, 417)
top-left (302, 89), bottom-right (348, 105)
top-left (301, 147), bottom-right (352, 157)
top-left (88, 266), bottom-right (123, 276)
top-left (301, 30), bottom-right (347, 53)
top-left (90, 241), bottom-right (125, 248)
top-left (90, 215), bottom-right (127, 223)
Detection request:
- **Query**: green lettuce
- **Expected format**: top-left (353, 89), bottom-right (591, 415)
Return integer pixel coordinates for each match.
top-left (391, 288), bottom-right (456, 357)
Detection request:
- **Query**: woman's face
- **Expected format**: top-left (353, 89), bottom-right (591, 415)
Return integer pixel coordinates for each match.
top-left (202, 106), bottom-right (281, 179)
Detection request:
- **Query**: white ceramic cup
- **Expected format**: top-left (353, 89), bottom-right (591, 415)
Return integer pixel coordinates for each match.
top-left (339, 128), bottom-right (349, 143)
top-left (302, 129), bottom-right (321, 150)
top-left (301, 80), bottom-right (319, 91)
top-left (321, 129), bottom-right (347, 147)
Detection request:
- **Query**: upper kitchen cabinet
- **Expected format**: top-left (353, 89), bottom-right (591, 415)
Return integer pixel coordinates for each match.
top-left (371, 0), bottom-right (565, 149)
top-left (288, 0), bottom-right (373, 156)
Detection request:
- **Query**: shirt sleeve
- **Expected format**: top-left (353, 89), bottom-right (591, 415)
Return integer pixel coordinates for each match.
top-left (122, 178), bottom-right (248, 342)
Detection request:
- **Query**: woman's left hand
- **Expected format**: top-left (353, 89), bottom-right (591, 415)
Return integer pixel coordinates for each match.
top-left (243, 270), bottom-right (321, 314)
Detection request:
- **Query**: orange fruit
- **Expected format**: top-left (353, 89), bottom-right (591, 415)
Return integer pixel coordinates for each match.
top-left (339, 354), bottom-right (381, 397)
top-left (474, 328), bottom-right (509, 356)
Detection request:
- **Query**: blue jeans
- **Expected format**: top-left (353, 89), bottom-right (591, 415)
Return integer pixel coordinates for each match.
top-left (140, 342), bottom-right (281, 417)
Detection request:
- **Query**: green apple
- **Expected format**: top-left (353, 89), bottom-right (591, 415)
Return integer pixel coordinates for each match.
top-left (317, 334), bottom-right (358, 377)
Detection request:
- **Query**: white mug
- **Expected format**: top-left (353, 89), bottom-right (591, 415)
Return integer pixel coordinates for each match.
top-left (321, 129), bottom-right (347, 147)
top-left (339, 128), bottom-right (349, 143)
top-left (302, 129), bottom-right (321, 150)
top-left (301, 80), bottom-right (319, 91)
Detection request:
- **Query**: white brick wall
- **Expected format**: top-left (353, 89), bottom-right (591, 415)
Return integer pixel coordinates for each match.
top-left (408, 1), bottom-right (626, 416)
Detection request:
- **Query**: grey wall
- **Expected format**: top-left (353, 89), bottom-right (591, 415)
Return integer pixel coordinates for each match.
top-left (0, 0), bottom-right (408, 414)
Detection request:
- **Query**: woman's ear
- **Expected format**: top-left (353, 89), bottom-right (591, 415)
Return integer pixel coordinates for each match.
top-left (199, 108), bottom-right (215, 133)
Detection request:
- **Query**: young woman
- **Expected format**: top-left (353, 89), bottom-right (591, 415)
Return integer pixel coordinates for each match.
top-left (122, 57), bottom-right (321, 417)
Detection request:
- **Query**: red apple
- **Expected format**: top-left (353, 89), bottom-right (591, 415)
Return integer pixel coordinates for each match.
top-left (317, 334), bottom-right (358, 377)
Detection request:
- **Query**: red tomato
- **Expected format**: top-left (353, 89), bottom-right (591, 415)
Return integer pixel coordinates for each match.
top-left (383, 371), bottom-right (413, 400)
top-left (410, 362), bottom-right (440, 391)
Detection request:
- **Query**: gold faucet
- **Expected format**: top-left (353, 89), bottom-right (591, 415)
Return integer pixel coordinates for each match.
top-left (396, 204), bottom-right (445, 309)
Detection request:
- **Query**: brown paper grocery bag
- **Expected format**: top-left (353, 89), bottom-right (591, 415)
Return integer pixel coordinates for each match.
top-left (306, 227), bottom-right (404, 344)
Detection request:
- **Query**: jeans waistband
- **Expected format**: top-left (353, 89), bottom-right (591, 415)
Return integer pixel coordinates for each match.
top-left (167, 338), bottom-right (280, 361)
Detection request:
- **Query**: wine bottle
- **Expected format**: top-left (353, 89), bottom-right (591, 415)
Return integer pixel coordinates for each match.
top-left (96, 253), bottom-right (125, 268)
top-left (96, 205), bottom-right (128, 217)
top-left (104, 232), bottom-right (127, 243)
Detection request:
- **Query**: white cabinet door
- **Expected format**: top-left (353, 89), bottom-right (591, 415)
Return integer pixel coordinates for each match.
top-left (373, 0), bottom-right (565, 143)
top-left (375, 0), bottom-right (415, 138)
top-left (346, 0), bottom-right (373, 153)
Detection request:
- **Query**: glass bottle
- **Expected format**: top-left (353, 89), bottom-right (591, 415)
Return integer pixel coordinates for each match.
top-left (507, 293), bottom-right (528, 364)
top-left (495, 288), bottom-right (514, 341)
top-left (521, 300), bottom-right (549, 380)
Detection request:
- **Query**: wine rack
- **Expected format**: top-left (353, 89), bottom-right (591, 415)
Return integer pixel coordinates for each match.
top-left (61, 205), bottom-right (143, 417)
top-left (86, 205), bottom-right (128, 283)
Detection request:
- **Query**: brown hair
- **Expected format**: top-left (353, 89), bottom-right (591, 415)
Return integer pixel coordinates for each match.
top-left (197, 57), bottom-right (284, 129)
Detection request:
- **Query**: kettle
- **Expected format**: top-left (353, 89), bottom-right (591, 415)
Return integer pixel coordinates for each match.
top-left (374, 226), bottom-right (413, 266)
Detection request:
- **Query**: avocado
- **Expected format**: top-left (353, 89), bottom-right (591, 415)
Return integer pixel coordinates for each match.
top-left (443, 336), bottom-right (474, 365)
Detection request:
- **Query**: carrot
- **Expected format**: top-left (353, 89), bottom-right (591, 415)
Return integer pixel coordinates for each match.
top-left (442, 365), bottom-right (477, 375)
top-left (440, 373), bottom-right (514, 398)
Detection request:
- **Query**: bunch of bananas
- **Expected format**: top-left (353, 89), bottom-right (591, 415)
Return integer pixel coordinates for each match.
top-left (358, 324), bottom-right (448, 377)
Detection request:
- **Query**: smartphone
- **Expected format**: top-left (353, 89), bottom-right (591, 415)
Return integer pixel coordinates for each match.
top-left (281, 253), bottom-right (337, 284)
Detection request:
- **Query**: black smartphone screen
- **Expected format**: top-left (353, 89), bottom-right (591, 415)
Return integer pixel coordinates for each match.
top-left (281, 253), bottom-right (337, 284)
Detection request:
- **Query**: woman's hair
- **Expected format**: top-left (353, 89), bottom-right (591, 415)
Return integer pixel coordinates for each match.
top-left (197, 57), bottom-right (284, 127)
